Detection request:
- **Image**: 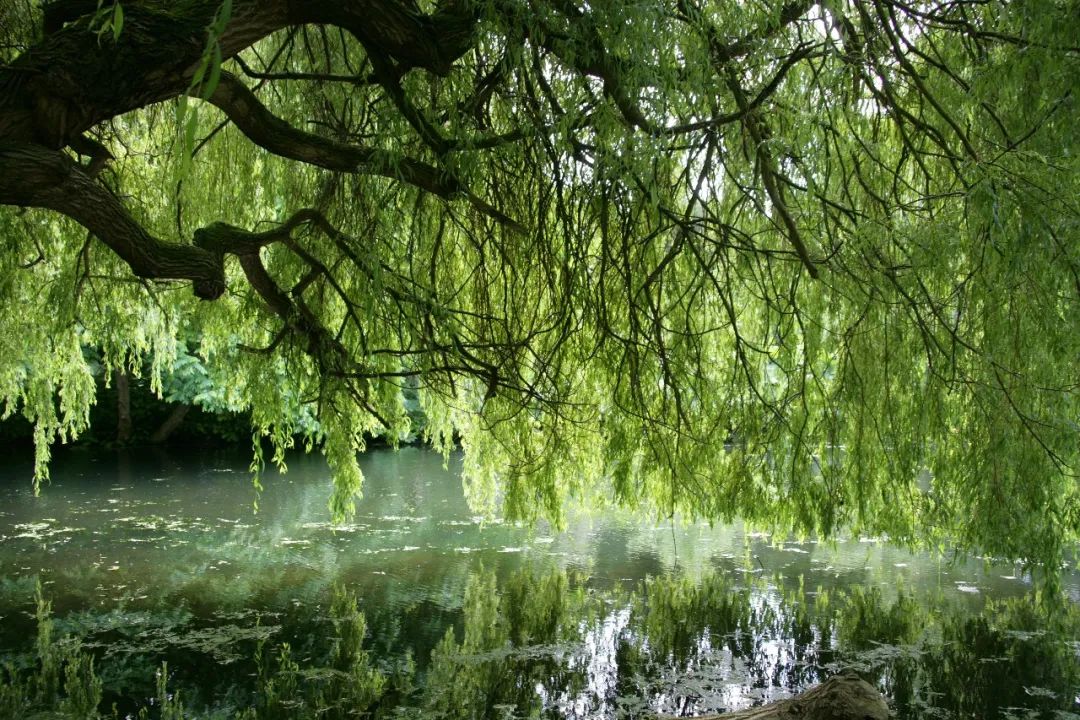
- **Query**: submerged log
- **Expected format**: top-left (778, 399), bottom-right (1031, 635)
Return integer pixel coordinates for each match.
top-left (691, 671), bottom-right (890, 720)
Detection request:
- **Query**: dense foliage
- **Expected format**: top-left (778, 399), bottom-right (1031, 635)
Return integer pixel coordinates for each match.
top-left (0, 1), bottom-right (1077, 567)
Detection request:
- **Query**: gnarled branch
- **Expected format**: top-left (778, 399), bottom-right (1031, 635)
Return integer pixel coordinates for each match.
top-left (0, 142), bottom-right (227, 298)
top-left (204, 71), bottom-right (524, 231)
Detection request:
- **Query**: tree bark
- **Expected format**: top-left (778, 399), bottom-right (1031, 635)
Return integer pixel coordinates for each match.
top-left (685, 672), bottom-right (889, 720)
top-left (0, 143), bottom-right (228, 298)
top-left (0, 0), bottom-right (499, 298)
top-left (0, 0), bottom-right (474, 150)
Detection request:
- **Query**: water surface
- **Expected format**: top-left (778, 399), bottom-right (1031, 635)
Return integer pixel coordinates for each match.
top-left (0, 446), bottom-right (1077, 717)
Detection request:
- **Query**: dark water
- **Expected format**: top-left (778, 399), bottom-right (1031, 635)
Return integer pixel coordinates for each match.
top-left (0, 446), bottom-right (1077, 718)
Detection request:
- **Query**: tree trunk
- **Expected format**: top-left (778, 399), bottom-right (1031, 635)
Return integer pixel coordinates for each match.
top-left (689, 672), bottom-right (889, 720)
top-left (115, 372), bottom-right (132, 445)
top-left (149, 403), bottom-right (191, 444)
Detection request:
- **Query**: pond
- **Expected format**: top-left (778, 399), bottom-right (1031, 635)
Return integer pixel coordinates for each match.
top-left (0, 446), bottom-right (1077, 718)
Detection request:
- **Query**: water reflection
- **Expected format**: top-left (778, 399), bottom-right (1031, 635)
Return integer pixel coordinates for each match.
top-left (410, 569), bottom-right (1080, 719)
top-left (0, 447), bottom-right (1077, 718)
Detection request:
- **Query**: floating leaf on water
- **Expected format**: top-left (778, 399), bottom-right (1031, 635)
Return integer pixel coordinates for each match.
top-left (1024, 686), bottom-right (1058, 699)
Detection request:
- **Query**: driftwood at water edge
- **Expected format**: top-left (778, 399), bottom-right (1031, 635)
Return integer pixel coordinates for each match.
top-left (678, 671), bottom-right (890, 720)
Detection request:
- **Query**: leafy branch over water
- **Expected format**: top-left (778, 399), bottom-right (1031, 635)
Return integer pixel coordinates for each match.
top-left (0, 0), bottom-right (1077, 571)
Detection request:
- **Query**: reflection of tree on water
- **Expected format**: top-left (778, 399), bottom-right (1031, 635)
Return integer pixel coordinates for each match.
top-left (892, 598), bottom-right (1080, 718)
top-left (2, 569), bottom-right (1078, 718)
top-left (408, 569), bottom-right (1080, 718)
top-left (421, 568), bottom-right (604, 718)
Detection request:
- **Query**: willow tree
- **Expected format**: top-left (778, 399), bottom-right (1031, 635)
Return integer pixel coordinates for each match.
top-left (0, 1), bottom-right (1076, 567)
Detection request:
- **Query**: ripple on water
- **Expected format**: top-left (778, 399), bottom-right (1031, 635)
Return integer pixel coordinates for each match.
top-left (10, 523), bottom-right (82, 541)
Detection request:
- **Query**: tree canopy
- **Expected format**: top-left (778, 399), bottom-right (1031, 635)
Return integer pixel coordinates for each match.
top-left (0, 0), bottom-right (1077, 569)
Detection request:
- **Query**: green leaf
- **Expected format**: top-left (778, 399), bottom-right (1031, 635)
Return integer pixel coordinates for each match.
top-left (201, 43), bottom-right (223, 100)
top-left (112, 2), bottom-right (123, 41)
top-left (214, 0), bottom-right (233, 35)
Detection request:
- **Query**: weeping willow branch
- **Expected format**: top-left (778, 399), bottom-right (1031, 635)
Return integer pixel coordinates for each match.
top-left (0, 0), bottom-right (1076, 570)
top-left (724, 71), bottom-right (820, 279)
top-left (204, 71), bottom-right (524, 232)
top-left (0, 142), bottom-right (226, 298)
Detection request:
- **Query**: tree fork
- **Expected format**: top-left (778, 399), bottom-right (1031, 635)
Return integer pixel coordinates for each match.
top-left (0, 143), bottom-right (227, 298)
top-left (0, 149), bottom-right (337, 300)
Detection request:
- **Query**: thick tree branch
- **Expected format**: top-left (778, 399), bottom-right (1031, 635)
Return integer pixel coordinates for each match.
top-left (523, 0), bottom-right (657, 132)
top-left (0, 142), bottom-right (227, 298)
top-left (204, 72), bottom-right (524, 231)
top-left (205, 71), bottom-right (441, 189)
top-left (42, 0), bottom-right (99, 35)
top-left (4, 0), bottom-right (478, 152)
top-left (0, 147), bottom-right (344, 301)
top-left (0, 0), bottom-right (511, 297)
top-left (193, 208), bottom-right (328, 257)
top-left (289, 0), bottom-right (478, 77)
top-left (724, 72), bottom-right (820, 278)
top-left (2, 1), bottom-right (290, 148)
